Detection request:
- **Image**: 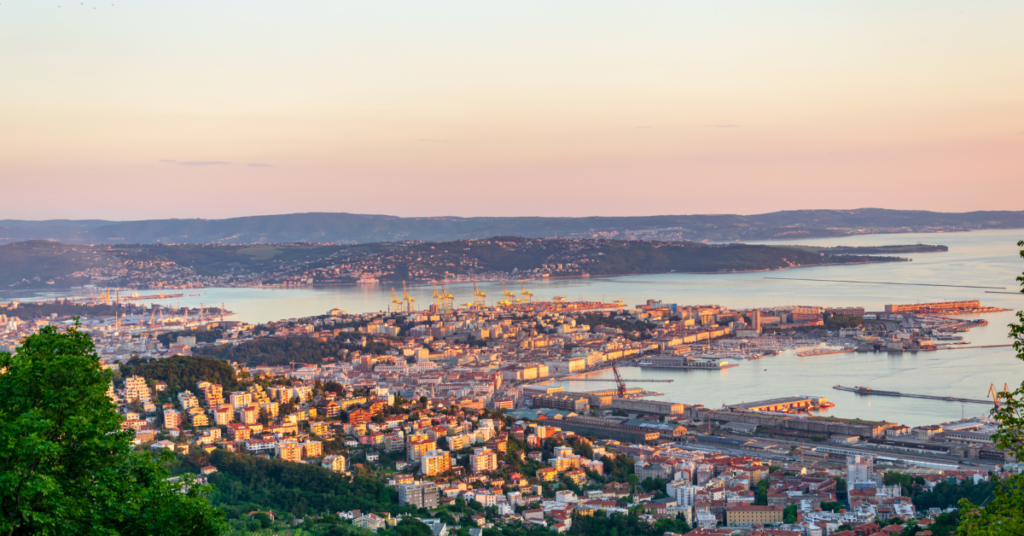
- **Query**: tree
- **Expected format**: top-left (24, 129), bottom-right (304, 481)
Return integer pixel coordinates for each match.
top-left (957, 240), bottom-right (1024, 535)
top-left (0, 323), bottom-right (227, 535)
top-left (783, 504), bottom-right (798, 523)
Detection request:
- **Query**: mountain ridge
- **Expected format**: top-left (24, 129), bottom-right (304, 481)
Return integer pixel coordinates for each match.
top-left (1, 208), bottom-right (1021, 245)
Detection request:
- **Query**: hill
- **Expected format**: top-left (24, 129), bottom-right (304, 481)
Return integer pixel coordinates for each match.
top-left (1, 209), bottom-right (1021, 245)
top-left (0, 237), bottom-right (919, 290)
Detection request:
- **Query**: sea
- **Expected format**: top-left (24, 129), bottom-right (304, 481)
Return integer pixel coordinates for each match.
top-left (5, 228), bottom-right (1023, 427)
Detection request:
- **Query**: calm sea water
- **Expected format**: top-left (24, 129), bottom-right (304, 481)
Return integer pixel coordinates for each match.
top-left (7, 229), bottom-right (1023, 426)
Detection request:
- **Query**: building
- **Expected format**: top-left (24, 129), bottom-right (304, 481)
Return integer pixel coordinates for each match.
top-left (322, 454), bottom-right (347, 473)
top-left (554, 416), bottom-right (661, 443)
top-left (229, 391), bottom-right (252, 409)
top-left (532, 394), bottom-right (590, 414)
top-left (301, 441), bottom-right (323, 458)
top-left (846, 455), bottom-right (876, 493)
top-left (214, 406), bottom-right (233, 425)
top-left (420, 450), bottom-right (451, 476)
top-left (726, 505), bottom-right (783, 527)
top-left (124, 375), bottom-right (151, 403)
top-left (163, 409), bottom-right (183, 429)
top-left (885, 300), bottom-right (980, 314)
top-left (398, 482), bottom-right (440, 509)
top-left (470, 447), bottom-right (498, 474)
top-left (407, 439), bottom-right (436, 462)
top-left (276, 440), bottom-right (303, 462)
top-left (611, 398), bottom-right (686, 416)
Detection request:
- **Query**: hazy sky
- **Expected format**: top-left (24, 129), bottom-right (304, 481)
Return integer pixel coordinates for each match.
top-left (1, 1), bottom-right (1022, 220)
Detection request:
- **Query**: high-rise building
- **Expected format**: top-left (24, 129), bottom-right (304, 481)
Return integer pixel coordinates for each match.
top-left (322, 455), bottom-right (347, 473)
top-left (276, 440), bottom-right (303, 462)
top-left (398, 482), bottom-right (439, 509)
top-left (470, 447), bottom-right (498, 474)
top-left (124, 375), bottom-right (151, 403)
top-left (846, 454), bottom-right (876, 493)
top-left (420, 450), bottom-right (451, 476)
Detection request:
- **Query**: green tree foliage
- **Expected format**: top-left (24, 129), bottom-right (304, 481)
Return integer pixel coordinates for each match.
top-left (196, 337), bottom-right (392, 367)
top-left (0, 323), bottom-right (226, 535)
top-left (379, 517), bottom-right (435, 536)
top-left (823, 313), bottom-right (863, 329)
top-left (207, 450), bottom-right (413, 518)
top-left (957, 240), bottom-right (1024, 535)
top-left (783, 504), bottom-right (797, 523)
top-left (568, 510), bottom-right (688, 536)
top-left (820, 501), bottom-right (843, 513)
top-left (754, 479), bottom-right (769, 505)
top-left (157, 327), bottom-right (225, 348)
top-left (121, 354), bottom-right (240, 393)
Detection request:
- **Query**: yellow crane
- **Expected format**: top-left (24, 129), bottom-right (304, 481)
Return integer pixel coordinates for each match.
top-left (502, 281), bottom-right (517, 303)
top-left (520, 281), bottom-right (533, 303)
top-left (472, 280), bottom-right (487, 307)
top-left (440, 283), bottom-right (455, 312)
top-left (431, 280), bottom-right (441, 310)
top-left (390, 287), bottom-right (404, 314)
top-left (989, 383), bottom-right (1009, 407)
top-left (402, 281), bottom-right (415, 313)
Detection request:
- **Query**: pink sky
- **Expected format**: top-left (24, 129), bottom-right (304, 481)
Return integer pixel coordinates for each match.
top-left (1, 1), bottom-right (1022, 220)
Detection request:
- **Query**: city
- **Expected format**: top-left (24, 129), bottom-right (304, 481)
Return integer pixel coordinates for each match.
top-left (2, 285), bottom-right (1018, 535)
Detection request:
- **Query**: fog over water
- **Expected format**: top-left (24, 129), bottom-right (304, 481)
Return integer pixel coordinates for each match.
top-left (7, 229), bottom-right (1023, 426)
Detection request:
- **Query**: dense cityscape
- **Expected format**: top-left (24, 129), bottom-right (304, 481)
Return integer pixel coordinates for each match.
top-left (1, 286), bottom-right (1016, 536)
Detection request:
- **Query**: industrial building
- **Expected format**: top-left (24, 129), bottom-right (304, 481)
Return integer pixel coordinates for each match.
top-left (554, 416), bottom-right (661, 443)
top-left (726, 396), bottom-right (829, 413)
top-left (531, 394), bottom-right (590, 414)
top-left (612, 398), bottom-right (686, 415)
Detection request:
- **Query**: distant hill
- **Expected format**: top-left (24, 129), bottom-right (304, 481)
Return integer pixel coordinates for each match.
top-left (1, 209), bottom-right (1021, 245)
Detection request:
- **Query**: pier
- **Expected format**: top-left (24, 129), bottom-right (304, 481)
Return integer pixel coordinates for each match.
top-left (764, 277), bottom-right (1004, 290)
top-left (833, 385), bottom-right (992, 405)
top-left (797, 348), bottom-right (854, 357)
top-left (562, 378), bottom-right (674, 383)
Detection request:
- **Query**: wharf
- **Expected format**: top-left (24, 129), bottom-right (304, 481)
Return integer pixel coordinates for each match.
top-left (565, 378), bottom-right (674, 383)
top-left (833, 385), bottom-right (992, 405)
top-left (797, 348), bottom-right (854, 357)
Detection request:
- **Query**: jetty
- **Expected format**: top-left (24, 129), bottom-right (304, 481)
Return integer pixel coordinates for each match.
top-left (833, 385), bottom-right (992, 405)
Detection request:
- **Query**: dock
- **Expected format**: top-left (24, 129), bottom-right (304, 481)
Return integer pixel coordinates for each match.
top-left (797, 348), bottom-right (854, 357)
top-left (833, 385), bottom-right (992, 405)
top-left (563, 378), bottom-right (674, 383)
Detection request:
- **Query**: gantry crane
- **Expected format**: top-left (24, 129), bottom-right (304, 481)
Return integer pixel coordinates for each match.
top-left (402, 281), bottom-right (415, 313)
top-left (472, 280), bottom-right (487, 307)
top-left (390, 287), bottom-right (404, 314)
top-left (502, 281), bottom-right (517, 304)
top-left (439, 283), bottom-right (455, 312)
top-left (520, 281), bottom-right (533, 303)
top-left (431, 280), bottom-right (441, 309)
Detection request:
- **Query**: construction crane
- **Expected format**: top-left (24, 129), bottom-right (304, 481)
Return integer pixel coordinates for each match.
top-left (390, 287), bottom-right (404, 314)
top-left (402, 281), bottom-right (415, 313)
top-left (472, 280), bottom-right (487, 307)
top-left (611, 361), bottom-right (627, 398)
top-left (520, 281), bottom-right (533, 303)
top-left (989, 383), bottom-right (1009, 407)
top-left (502, 281), bottom-right (517, 304)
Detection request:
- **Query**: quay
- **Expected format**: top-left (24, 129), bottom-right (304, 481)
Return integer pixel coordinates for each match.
top-left (833, 385), bottom-right (992, 405)
top-left (564, 378), bottom-right (674, 383)
top-left (797, 348), bottom-right (854, 357)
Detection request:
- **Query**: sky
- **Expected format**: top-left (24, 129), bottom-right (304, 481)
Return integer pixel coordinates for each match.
top-left (1, 1), bottom-right (1022, 221)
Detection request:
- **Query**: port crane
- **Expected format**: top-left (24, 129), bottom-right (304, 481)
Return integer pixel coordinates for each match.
top-left (390, 287), bottom-right (404, 314)
top-left (520, 281), bottom-right (533, 303)
top-left (439, 283), bottom-right (455, 312)
top-left (472, 280), bottom-right (487, 307)
top-left (402, 281), bottom-right (415, 313)
top-left (611, 361), bottom-right (627, 398)
top-left (431, 280), bottom-right (441, 309)
top-left (988, 383), bottom-right (1009, 407)
top-left (502, 282), bottom-right (517, 305)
